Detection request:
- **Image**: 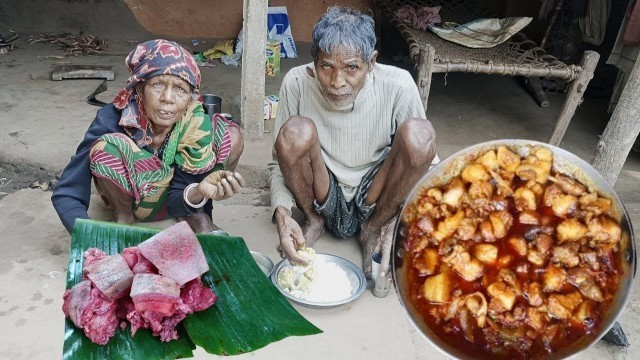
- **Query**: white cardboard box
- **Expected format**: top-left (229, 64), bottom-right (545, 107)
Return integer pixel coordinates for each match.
top-left (263, 95), bottom-right (279, 120)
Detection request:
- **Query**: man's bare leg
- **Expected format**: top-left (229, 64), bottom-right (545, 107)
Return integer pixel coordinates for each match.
top-left (358, 118), bottom-right (437, 278)
top-left (275, 116), bottom-right (331, 247)
top-left (302, 219), bottom-right (324, 248)
top-left (94, 177), bottom-right (135, 225)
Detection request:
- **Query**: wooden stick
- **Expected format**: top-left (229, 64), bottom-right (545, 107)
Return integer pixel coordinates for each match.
top-left (540, 0), bottom-right (565, 49)
top-left (524, 77), bottom-right (551, 108)
top-left (431, 61), bottom-right (579, 80)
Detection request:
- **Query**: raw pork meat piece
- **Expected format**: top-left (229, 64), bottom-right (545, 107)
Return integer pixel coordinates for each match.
top-left (130, 274), bottom-right (182, 314)
top-left (82, 248), bottom-right (108, 277)
top-left (127, 308), bottom-right (188, 342)
top-left (128, 273), bottom-right (192, 342)
top-left (138, 221), bottom-right (209, 286)
top-left (84, 254), bottom-right (134, 300)
top-left (62, 280), bottom-right (119, 345)
top-left (122, 246), bottom-right (157, 274)
top-left (181, 278), bottom-right (217, 312)
top-left (116, 297), bottom-right (135, 327)
top-left (63, 280), bottom-right (92, 327)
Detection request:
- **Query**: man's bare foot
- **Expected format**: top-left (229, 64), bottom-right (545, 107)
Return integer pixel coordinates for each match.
top-left (358, 224), bottom-right (382, 280)
top-left (378, 218), bottom-right (395, 276)
top-left (359, 214), bottom-right (400, 280)
top-left (302, 217), bottom-right (325, 248)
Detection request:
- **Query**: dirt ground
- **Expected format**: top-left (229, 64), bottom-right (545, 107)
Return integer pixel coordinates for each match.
top-left (0, 157), bottom-right (58, 195)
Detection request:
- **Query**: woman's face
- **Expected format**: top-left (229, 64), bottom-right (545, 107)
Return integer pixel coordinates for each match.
top-left (140, 75), bottom-right (192, 130)
top-left (314, 47), bottom-right (376, 108)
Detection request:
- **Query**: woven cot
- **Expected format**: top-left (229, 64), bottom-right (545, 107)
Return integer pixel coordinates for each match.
top-left (374, 0), bottom-right (599, 146)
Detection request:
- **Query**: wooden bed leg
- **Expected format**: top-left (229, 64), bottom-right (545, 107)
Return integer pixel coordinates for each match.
top-left (524, 77), bottom-right (550, 108)
top-left (592, 50), bottom-right (640, 186)
top-left (416, 44), bottom-right (435, 112)
top-left (548, 50), bottom-right (599, 146)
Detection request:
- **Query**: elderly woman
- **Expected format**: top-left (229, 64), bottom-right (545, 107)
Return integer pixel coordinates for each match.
top-left (269, 7), bottom-right (438, 292)
top-left (52, 39), bottom-right (244, 234)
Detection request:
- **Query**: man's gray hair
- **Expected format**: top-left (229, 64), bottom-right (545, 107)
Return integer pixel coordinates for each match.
top-left (311, 6), bottom-right (376, 63)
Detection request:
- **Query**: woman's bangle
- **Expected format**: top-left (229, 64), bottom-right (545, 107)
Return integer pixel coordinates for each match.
top-left (184, 183), bottom-right (207, 208)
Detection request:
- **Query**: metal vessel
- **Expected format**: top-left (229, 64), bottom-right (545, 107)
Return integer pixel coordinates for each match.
top-left (392, 139), bottom-right (636, 359)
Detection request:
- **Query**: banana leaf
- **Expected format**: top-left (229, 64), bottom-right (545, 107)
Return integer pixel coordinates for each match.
top-left (63, 219), bottom-right (322, 359)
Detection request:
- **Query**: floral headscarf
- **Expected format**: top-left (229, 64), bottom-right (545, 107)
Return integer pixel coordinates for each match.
top-left (113, 39), bottom-right (201, 139)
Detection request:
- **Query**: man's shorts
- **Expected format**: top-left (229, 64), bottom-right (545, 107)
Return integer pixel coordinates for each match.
top-left (314, 148), bottom-right (390, 239)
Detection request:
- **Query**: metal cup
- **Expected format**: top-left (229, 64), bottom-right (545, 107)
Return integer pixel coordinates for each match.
top-left (371, 251), bottom-right (391, 297)
top-left (201, 94), bottom-right (222, 116)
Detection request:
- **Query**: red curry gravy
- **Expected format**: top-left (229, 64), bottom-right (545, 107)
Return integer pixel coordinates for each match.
top-left (403, 145), bottom-right (624, 359)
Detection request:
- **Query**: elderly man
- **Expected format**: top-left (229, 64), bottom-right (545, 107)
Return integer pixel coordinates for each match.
top-left (269, 6), bottom-right (438, 283)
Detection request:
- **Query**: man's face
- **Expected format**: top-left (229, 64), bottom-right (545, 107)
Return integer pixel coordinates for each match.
top-left (314, 47), bottom-right (376, 108)
top-left (140, 75), bottom-right (192, 130)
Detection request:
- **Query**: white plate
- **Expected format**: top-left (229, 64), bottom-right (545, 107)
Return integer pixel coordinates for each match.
top-left (270, 253), bottom-right (366, 308)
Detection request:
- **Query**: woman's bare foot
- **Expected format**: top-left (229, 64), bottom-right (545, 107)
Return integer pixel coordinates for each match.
top-left (94, 177), bottom-right (135, 225)
top-left (114, 213), bottom-right (135, 225)
top-left (302, 217), bottom-right (325, 248)
top-left (177, 212), bottom-right (216, 233)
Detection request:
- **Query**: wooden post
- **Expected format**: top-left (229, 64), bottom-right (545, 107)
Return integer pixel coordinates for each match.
top-left (548, 50), bottom-right (599, 146)
top-left (592, 51), bottom-right (640, 185)
top-left (416, 44), bottom-right (435, 112)
top-left (241, 0), bottom-right (267, 140)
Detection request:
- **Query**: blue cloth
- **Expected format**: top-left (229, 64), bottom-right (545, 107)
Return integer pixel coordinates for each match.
top-left (51, 104), bottom-right (207, 234)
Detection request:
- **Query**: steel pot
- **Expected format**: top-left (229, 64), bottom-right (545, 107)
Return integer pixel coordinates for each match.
top-left (392, 139), bottom-right (636, 359)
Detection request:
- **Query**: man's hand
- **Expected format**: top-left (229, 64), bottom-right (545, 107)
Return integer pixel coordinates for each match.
top-left (274, 206), bottom-right (307, 264)
top-left (198, 171), bottom-right (245, 201)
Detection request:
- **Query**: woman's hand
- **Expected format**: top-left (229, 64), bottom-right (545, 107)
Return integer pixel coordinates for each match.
top-left (198, 170), bottom-right (245, 201)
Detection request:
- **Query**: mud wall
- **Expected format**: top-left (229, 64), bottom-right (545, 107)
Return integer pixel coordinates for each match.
top-left (0, 0), bottom-right (371, 42)
top-left (120, 0), bottom-right (372, 42)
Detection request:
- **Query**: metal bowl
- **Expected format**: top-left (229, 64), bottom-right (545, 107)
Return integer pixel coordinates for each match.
top-left (270, 253), bottom-right (366, 308)
top-left (250, 251), bottom-right (274, 277)
top-left (392, 139), bottom-right (636, 360)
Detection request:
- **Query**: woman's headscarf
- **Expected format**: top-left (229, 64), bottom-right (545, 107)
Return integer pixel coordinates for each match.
top-left (113, 39), bottom-right (201, 139)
